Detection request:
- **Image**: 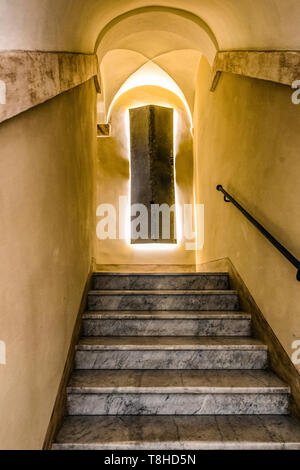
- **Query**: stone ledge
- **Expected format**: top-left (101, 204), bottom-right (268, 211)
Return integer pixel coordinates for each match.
top-left (0, 51), bottom-right (101, 123)
top-left (211, 51), bottom-right (300, 91)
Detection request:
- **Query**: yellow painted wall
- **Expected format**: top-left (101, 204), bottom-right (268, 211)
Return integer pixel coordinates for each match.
top-left (194, 56), bottom-right (300, 372)
top-left (0, 80), bottom-right (97, 449)
top-left (96, 85), bottom-right (196, 265)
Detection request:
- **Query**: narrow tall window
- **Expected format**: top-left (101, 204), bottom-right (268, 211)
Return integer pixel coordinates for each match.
top-left (130, 105), bottom-right (176, 244)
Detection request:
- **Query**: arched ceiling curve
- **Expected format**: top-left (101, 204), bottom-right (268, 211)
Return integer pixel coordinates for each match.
top-left (106, 60), bottom-right (195, 126)
top-left (101, 49), bottom-right (149, 114)
top-left (110, 30), bottom-right (201, 60)
top-left (2, 1), bottom-right (300, 122)
top-left (1, 1), bottom-right (300, 52)
top-left (101, 49), bottom-right (202, 119)
top-left (96, 8), bottom-right (218, 63)
top-left (98, 9), bottom-right (211, 120)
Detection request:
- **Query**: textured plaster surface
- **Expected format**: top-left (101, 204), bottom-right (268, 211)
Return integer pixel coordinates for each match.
top-left (211, 51), bottom-right (300, 90)
top-left (0, 80), bottom-right (97, 449)
top-left (194, 56), bottom-right (300, 374)
top-left (0, 51), bottom-right (100, 123)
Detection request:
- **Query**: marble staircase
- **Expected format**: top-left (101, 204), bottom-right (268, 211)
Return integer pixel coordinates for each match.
top-left (53, 272), bottom-right (300, 450)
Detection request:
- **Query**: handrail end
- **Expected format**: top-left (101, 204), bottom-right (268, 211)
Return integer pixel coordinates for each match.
top-left (216, 185), bottom-right (223, 191)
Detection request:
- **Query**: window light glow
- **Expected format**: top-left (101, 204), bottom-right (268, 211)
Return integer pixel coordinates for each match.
top-left (123, 107), bottom-right (183, 251)
top-left (107, 62), bottom-right (193, 130)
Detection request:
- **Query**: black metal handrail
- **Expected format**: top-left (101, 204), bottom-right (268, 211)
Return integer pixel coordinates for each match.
top-left (216, 185), bottom-right (300, 281)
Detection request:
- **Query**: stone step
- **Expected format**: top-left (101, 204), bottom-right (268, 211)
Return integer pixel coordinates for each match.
top-left (66, 370), bottom-right (289, 416)
top-left (92, 273), bottom-right (230, 291)
top-left (82, 311), bottom-right (251, 337)
top-left (75, 337), bottom-right (268, 370)
top-left (53, 415), bottom-right (300, 450)
top-left (87, 290), bottom-right (240, 311)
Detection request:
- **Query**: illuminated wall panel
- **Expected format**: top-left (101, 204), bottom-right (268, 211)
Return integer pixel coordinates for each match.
top-left (130, 105), bottom-right (176, 244)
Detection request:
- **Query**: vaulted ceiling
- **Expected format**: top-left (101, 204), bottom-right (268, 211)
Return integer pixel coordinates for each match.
top-left (2, 0), bottom-right (300, 118)
top-left (1, 0), bottom-right (299, 52)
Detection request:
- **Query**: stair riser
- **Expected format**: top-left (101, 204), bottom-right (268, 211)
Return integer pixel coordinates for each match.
top-left (87, 293), bottom-right (240, 311)
top-left (75, 350), bottom-right (268, 370)
top-left (92, 275), bottom-right (229, 291)
top-left (66, 393), bottom-right (288, 416)
top-left (52, 442), bottom-right (300, 451)
top-left (82, 319), bottom-right (251, 337)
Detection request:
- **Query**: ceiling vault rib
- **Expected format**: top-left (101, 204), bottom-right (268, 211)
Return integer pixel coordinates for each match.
top-left (94, 6), bottom-right (219, 53)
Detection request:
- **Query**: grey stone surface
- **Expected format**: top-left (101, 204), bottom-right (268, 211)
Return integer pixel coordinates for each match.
top-left (67, 370), bottom-right (289, 394)
top-left (53, 415), bottom-right (300, 450)
top-left (75, 347), bottom-right (268, 370)
top-left (83, 311), bottom-right (250, 319)
top-left (52, 271), bottom-right (300, 450)
top-left (82, 311), bottom-right (251, 336)
top-left (92, 273), bottom-right (230, 290)
top-left (75, 337), bottom-right (268, 370)
top-left (211, 51), bottom-right (300, 91)
top-left (66, 370), bottom-right (289, 415)
top-left (87, 290), bottom-right (240, 311)
top-left (76, 336), bottom-right (266, 350)
top-left (130, 105), bottom-right (175, 244)
top-left (0, 51), bottom-right (100, 124)
top-left (67, 392), bottom-right (288, 416)
top-left (75, 350), bottom-right (267, 370)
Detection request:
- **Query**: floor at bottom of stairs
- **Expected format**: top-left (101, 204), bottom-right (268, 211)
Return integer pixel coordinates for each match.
top-left (53, 415), bottom-right (300, 450)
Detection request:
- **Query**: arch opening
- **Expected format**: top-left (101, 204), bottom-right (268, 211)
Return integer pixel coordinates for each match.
top-left (96, 7), bottom-right (216, 121)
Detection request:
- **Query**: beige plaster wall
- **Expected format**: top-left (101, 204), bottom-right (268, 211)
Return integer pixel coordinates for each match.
top-left (96, 86), bottom-right (195, 266)
top-left (194, 56), bottom-right (300, 372)
top-left (0, 80), bottom-right (97, 449)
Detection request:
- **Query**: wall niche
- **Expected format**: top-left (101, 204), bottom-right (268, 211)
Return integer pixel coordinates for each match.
top-left (130, 105), bottom-right (176, 244)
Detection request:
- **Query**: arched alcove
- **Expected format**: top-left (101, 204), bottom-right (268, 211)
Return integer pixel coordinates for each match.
top-left (96, 7), bottom-right (215, 120)
top-left (96, 85), bottom-right (195, 264)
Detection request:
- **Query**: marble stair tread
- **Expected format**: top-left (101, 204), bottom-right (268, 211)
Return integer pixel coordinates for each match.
top-left (88, 290), bottom-right (237, 295)
top-left (53, 415), bottom-right (300, 450)
top-left (87, 290), bottom-right (240, 312)
top-left (76, 336), bottom-right (267, 351)
top-left (67, 370), bottom-right (289, 394)
top-left (82, 311), bottom-right (251, 320)
top-left (92, 273), bottom-right (230, 290)
top-left (93, 272), bottom-right (229, 276)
